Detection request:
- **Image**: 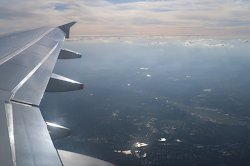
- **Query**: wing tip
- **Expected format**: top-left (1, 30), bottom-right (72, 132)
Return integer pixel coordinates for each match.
top-left (58, 21), bottom-right (77, 39)
top-left (58, 21), bottom-right (77, 28)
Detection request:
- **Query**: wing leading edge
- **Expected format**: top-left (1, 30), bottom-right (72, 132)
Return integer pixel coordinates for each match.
top-left (0, 22), bottom-right (116, 166)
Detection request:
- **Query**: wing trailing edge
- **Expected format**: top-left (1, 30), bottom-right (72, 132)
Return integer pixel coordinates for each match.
top-left (58, 21), bottom-right (76, 39)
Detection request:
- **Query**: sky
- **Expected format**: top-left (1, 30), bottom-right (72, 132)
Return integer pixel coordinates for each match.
top-left (0, 0), bottom-right (250, 37)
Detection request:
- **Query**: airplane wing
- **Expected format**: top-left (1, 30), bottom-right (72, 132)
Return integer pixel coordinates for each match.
top-left (0, 22), bottom-right (116, 166)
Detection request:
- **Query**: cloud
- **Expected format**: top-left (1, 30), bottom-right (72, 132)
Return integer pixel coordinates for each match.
top-left (184, 38), bottom-right (214, 46)
top-left (124, 41), bottom-right (132, 43)
top-left (184, 38), bottom-right (235, 48)
top-left (0, 0), bottom-right (250, 36)
top-left (243, 40), bottom-right (249, 43)
top-left (100, 39), bottom-right (109, 42)
top-left (185, 40), bottom-right (197, 46)
top-left (204, 43), bottom-right (230, 47)
top-left (140, 41), bottom-right (167, 45)
top-left (210, 44), bottom-right (228, 47)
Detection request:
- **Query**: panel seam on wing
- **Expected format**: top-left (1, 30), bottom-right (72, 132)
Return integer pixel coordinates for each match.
top-left (10, 99), bottom-right (37, 107)
top-left (24, 50), bottom-right (47, 57)
top-left (36, 42), bottom-right (58, 49)
top-left (10, 42), bottom-right (59, 97)
top-left (6, 61), bottom-right (34, 70)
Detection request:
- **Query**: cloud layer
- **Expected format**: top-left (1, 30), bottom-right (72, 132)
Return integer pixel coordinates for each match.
top-left (0, 0), bottom-right (250, 36)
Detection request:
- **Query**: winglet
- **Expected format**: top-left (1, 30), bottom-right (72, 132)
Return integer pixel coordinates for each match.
top-left (58, 21), bottom-right (76, 39)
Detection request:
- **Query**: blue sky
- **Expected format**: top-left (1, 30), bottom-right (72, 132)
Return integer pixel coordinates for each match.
top-left (54, 4), bottom-right (70, 11)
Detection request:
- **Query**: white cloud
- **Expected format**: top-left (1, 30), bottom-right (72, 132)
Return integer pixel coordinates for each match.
top-left (204, 43), bottom-right (230, 47)
top-left (185, 40), bottom-right (197, 46)
top-left (124, 41), bottom-right (132, 43)
top-left (243, 40), bottom-right (249, 43)
top-left (184, 38), bottom-right (214, 47)
top-left (203, 89), bottom-right (211, 92)
top-left (140, 41), bottom-right (167, 45)
top-left (210, 44), bottom-right (229, 47)
top-left (99, 39), bottom-right (109, 42)
top-left (0, 0), bottom-right (250, 36)
top-left (185, 38), bottom-right (233, 48)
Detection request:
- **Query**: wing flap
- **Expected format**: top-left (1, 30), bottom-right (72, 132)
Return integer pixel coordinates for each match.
top-left (12, 102), bottom-right (62, 166)
top-left (0, 102), bottom-right (13, 166)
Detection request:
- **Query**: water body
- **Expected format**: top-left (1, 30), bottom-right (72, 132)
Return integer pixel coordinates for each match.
top-left (40, 37), bottom-right (250, 166)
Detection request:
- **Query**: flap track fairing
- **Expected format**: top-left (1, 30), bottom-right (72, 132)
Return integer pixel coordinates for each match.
top-left (46, 122), bottom-right (71, 140)
top-left (45, 73), bottom-right (83, 92)
top-left (58, 48), bottom-right (82, 59)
